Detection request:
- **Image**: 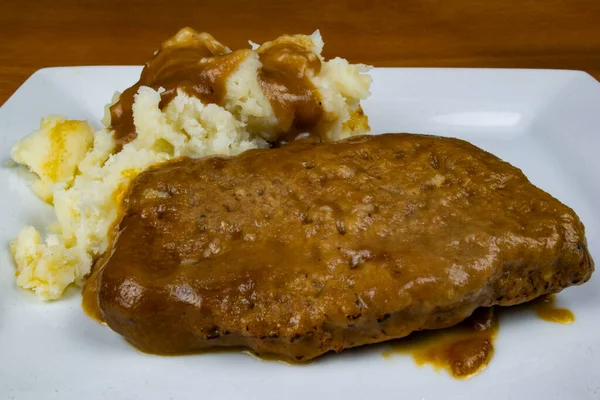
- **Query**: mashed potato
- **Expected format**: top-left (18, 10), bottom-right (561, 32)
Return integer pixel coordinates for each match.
top-left (10, 30), bottom-right (372, 300)
top-left (11, 116), bottom-right (94, 203)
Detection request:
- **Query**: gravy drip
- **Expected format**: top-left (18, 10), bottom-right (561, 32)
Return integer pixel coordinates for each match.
top-left (384, 308), bottom-right (498, 379)
top-left (256, 35), bottom-right (323, 145)
top-left (532, 295), bottom-right (575, 324)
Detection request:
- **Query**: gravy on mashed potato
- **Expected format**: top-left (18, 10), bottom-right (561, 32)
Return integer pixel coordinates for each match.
top-left (10, 28), bottom-right (372, 300)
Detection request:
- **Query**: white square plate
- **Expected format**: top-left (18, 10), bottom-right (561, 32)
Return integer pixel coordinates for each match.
top-left (1, 67), bottom-right (599, 400)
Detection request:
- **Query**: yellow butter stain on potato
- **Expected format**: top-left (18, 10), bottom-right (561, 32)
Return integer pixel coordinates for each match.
top-left (11, 116), bottom-right (93, 203)
top-left (10, 226), bottom-right (81, 299)
top-left (341, 105), bottom-right (369, 136)
top-left (115, 169), bottom-right (142, 198)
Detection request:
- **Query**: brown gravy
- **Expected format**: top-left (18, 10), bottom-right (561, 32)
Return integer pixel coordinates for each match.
top-left (257, 36), bottom-right (323, 143)
top-left (82, 222), bottom-right (122, 324)
top-left (531, 295), bottom-right (575, 324)
top-left (109, 29), bottom-right (243, 151)
top-left (109, 28), bottom-right (325, 151)
top-left (382, 296), bottom-right (575, 379)
top-left (82, 265), bottom-right (104, 323)
top-left (383, 308), bottom-right (498, 379)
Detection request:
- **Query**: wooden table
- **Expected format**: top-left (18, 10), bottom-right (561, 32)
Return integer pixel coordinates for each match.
top-left (1, 0), bottom-right (599, 105)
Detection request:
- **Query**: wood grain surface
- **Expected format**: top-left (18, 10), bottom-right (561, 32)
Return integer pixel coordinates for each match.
top-left (1, 0), bottom-right (599, 105)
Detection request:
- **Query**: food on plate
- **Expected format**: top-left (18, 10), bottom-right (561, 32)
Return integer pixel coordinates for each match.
top-left (7, 26), bottom-right (594, 370)
top-left (88, 133), bottom-right (593, 361)
top-left (10, 28), bottom-right (371, 300)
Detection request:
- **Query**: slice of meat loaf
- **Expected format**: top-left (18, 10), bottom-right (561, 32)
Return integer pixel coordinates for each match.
top-left (93, 133), bottom-right (594, 361)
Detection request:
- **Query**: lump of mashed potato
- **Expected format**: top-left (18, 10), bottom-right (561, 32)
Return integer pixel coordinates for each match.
top-left (10, 28), bottom-right (372, 300)
top-left (11, 116), bottom-right (94, 203)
